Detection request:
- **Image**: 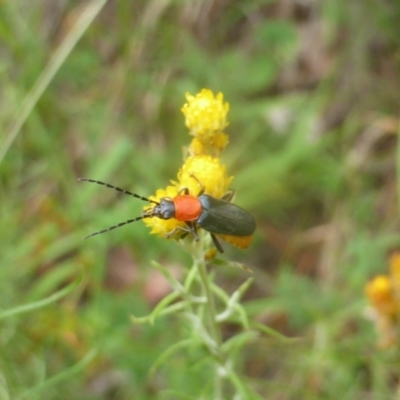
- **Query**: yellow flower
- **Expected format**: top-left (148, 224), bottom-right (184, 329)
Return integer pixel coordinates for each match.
top-left (365, 275), bottom-right (398, 317)
top-left (144, 155), bottom-right (232, 239)
top-left (188, 138), bottom-right (205, 156)
top-left (181, 89), bottom-right (229, 140)
top-left (212, 132), bottom-right (229, 153)
top-left (187, 132), bottom-right (229, 157)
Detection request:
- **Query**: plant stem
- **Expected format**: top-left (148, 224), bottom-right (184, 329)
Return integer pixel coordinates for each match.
top-left (193, 235), bottom-right (226, 398)
top-left (196, 256), bottom-right (222, 349)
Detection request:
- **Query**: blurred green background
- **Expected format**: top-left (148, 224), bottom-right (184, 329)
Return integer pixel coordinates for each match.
top-left (1, 0), bottom-right (400, 399)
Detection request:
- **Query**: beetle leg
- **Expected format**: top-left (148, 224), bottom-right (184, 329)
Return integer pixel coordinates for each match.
top-left (222, 190), bottom-right (235, 203)
top-left (190, 174), bottom-right (235, 204)
top-left (189, 173), bottom-right (205, 196)
top-left (166, 223), bottom-right (224, 253)
top-left (210, 233), bottom-right (224, 253)
top-left (164, 225), bottom-right (191, 238)
top-left (177, 187), bottom-right (189, 195)
top-left (185, 221), bottom-right (199, 241)
top-left (164, 221), bottom-right (198, 240)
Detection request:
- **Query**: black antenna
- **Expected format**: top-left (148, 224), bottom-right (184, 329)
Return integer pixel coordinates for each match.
top-left (79, 178), bottom-right (159, 239)
top-left (83, 215), bottom-right (152, 239)
top-left (78, 178), bottom-right (159, 204)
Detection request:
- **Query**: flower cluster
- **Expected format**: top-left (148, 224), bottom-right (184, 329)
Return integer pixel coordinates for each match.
top-left (365, 252), bottom-right (400, 348)
top-left (143, 89), bottom-right (232, 245)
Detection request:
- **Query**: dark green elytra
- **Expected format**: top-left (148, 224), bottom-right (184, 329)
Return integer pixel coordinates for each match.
top-left (197, 195), bottom-right (256, 236)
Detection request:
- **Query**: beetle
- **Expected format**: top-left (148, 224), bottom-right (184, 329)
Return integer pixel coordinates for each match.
top-left (79, 177), bottom-right (256, 253)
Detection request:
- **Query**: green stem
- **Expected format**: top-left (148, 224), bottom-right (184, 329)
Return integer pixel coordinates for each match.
top-left (196, 256), bottom-right (223, 349)
top-left (192, 234), bottom-right (225, 398)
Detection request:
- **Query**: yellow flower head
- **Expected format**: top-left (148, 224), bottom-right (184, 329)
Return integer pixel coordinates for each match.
top-left (144, 155), bottom-right (232, 239)
top-left (181, 89), bottom-right (229, 141)
top-left (365, 275), bottom-right (398, 317)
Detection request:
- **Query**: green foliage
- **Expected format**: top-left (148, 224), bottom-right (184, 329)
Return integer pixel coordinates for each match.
top-left (1, 0), bottom-right (400, 398)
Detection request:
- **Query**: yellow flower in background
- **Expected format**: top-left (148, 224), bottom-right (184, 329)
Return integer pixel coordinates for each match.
top-left (182, 89), bottom-right (229, 141)
top-left (365, 275), bottom-right (398, 317)
top-left (365, 252), bottom-right (400, 348)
